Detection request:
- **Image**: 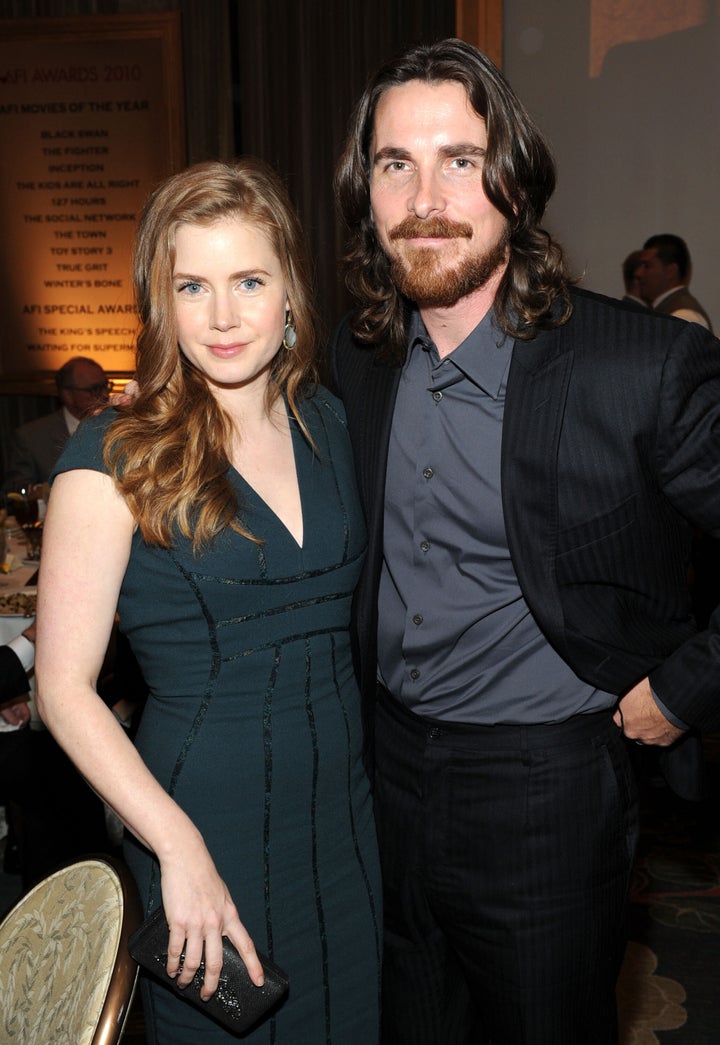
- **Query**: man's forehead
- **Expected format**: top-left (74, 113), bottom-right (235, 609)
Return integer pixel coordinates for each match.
top-left (375, 80), bottom-right (479, 117)
top-left (371, 80), bottom-right (486, 147)
top-left (73, 362), bottom-right (104, 379)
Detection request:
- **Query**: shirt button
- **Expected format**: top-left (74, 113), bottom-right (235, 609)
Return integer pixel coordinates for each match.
top-left (412, 613), bottom-right (423, 625)
top-left (410, 668), bottom-right (420, 680)
top-left (420, 540), bottom-right (430, 553)
top-left (422, 467), bottom-right (434, 480)
top-left (432, 391), bottom-right (443, 403)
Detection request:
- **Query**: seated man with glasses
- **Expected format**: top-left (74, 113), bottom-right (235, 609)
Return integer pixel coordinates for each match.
top-left (3, 357), bottom-right (112, 491)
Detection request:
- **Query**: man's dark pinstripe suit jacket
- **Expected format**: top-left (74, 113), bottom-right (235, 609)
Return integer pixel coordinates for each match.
top-left (329, 286), bottom-right (720, 788)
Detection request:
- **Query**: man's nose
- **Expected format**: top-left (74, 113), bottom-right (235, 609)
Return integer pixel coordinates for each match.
top-left (409, 167), bottom-right (446, 219)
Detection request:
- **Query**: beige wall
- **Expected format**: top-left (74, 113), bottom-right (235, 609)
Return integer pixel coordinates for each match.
top-left (505, 0), bottom-right (719, 330)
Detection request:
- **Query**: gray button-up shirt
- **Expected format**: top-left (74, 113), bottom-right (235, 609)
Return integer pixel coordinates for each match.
top-left (377, 309), bottom-right (614, 724)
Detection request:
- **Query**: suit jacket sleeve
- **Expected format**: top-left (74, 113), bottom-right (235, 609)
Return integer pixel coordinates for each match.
top-left (647, 320), bottom-right (720, 731)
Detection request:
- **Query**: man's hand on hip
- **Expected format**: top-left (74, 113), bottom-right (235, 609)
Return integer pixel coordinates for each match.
top-left (613, 677), bottom-right (685, 747)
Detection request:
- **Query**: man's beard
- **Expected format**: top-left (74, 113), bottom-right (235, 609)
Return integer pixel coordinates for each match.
top-left (387, 215), bottom-right (509, 308)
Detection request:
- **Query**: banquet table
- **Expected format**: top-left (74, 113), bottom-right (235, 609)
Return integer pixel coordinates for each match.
top-left (0, 523), bottom-right (37, 646)
top-left (1, 519), bottom-right (127, 727)
top-left (0, 521), bottom-right (39, 725)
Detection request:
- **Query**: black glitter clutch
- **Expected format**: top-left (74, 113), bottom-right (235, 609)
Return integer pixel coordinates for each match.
top-left (128, 907), bottom-right (289, 1034)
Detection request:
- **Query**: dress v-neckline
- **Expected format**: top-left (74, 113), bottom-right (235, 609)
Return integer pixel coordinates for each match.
top-left (230, 413), bottom-right (305, 550)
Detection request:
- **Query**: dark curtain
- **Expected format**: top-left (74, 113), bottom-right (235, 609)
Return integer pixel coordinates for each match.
top-left (233, 0), bottom-right (456, 344)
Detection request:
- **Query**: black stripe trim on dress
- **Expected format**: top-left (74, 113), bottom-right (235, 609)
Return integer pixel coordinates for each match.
top-left (217, 589), bottom-right (352, 628)
top-left (330, 632), bottom-right (382, 989)
top-left (165, 550), bottom-right (220, 797)
top-left (304, 637), bottom-right (332, 1043)
top-left (145, 551), bottom-right (220, 912)
top-left (188, 544), bottom-right (366, 587)
top-left (222, 625), bottom-right (347, 663)
top-left (264, 645), bottom-right (281, 1045)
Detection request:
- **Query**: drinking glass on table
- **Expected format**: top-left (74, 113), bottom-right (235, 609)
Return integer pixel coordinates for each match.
top-left (7, 485), bottom-right (48, 561)
top-left (0, 514), bottom-right (6, 569)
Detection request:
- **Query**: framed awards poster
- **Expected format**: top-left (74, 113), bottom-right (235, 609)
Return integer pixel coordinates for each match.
top-left (0, 12), bottom-right (185, 392)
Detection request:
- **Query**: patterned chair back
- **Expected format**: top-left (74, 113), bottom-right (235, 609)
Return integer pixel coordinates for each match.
top-left (0, 856), bottom-right (142, 1045)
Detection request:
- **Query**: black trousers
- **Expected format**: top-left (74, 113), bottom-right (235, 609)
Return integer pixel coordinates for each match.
top-left (374, 690), bottom-right (639, 1045)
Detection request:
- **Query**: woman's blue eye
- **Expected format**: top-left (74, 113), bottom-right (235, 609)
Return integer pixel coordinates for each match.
top-left (241, 277), bottom-right (262, 291)
top-left (178, 281), bottom-right (202, 294)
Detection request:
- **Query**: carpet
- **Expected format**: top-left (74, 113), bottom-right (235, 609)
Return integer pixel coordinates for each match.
top-left (618, 738), bottom-right (720, 1044)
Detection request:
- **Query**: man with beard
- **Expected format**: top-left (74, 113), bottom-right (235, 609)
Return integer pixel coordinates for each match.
top-left (330, 38), bottom-right (720, 1045)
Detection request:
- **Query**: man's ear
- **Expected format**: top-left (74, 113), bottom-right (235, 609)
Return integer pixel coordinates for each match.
top-left (669, 262), bottom-right (681, 283)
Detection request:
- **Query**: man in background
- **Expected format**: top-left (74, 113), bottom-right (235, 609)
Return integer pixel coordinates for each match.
top-left (4, 356), bottom-right (111, 491)
top-left (621, 249), bottom-right (651, 307)
top-left (637, 233), bottom-right (713, 331)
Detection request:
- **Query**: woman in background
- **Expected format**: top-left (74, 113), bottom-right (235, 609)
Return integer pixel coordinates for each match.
top-left (35, 158), bottom-right (381, 1044)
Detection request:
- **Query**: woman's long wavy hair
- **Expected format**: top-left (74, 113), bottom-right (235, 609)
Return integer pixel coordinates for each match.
top-left (334, 38), bottom-right (572, 362)
top-left (104, 158), bottom-right (320, 550)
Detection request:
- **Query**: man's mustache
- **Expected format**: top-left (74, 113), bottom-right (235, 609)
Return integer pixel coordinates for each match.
top-left (388, 216), bottom-right (473, 241)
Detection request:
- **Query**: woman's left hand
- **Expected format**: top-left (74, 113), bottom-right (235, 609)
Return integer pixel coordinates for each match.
top-left (159, 836), bottom-right (264, 1001)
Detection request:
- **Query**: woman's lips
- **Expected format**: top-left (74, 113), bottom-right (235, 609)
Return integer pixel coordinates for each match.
top-left (207, 341), bottom-right (248, 357)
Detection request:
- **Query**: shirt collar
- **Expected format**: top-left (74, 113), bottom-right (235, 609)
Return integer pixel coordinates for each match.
top-left (653, 285), bottom-right (687, 307)
top-left (408, 308), bottom-right (512, 399)
top-left (62, 406), bottom-right (81, 434)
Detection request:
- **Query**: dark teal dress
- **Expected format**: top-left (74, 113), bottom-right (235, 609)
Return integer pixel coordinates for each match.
top-left (54, 389), bottom-right (381, 1044)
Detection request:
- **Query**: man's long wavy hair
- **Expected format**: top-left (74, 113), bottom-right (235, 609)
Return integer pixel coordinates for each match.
top-left (335, 38), bottom-right (572, 362)
top-left (104, 158), bottom-right (319, 551)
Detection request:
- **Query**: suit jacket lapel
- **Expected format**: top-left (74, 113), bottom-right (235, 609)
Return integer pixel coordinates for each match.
top-left (357, 359), bottom-right (401, 561)
top-left (341, 351), bottom-right (401, 708)
top-left (501, 324), bottom-right (574, 648)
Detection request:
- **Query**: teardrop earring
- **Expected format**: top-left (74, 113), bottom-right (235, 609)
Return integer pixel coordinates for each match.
top-left (282, 311), bottom-right (297, 351)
